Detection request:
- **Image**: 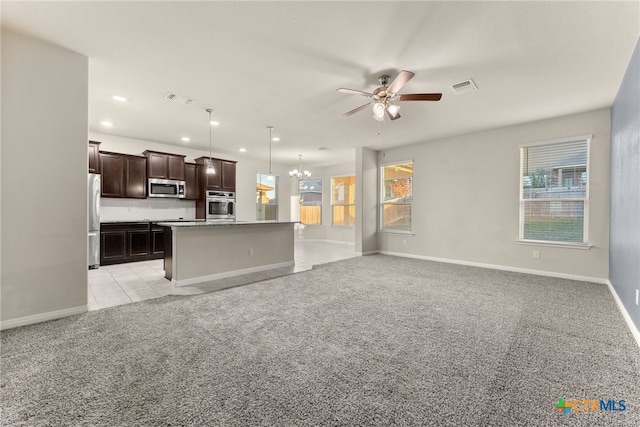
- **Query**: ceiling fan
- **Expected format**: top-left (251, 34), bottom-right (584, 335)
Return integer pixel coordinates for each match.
top-left (337, 70), bottom-right (442, 121)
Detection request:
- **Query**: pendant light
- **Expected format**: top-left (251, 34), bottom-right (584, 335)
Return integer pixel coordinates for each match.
top-left (205, 108), bottom-right (216, 175)
top-left (267, 126), bottom-right (275, 181)
top-left (289, 154), bottom-right (311, 179)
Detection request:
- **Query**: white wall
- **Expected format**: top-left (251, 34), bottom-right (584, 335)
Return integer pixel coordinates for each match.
top-left (1, 30), bottom-right (89, 328)
top-left (90, 132), bottom-right (294, 222)
top-left (377, 109), bottom-right (611, 281)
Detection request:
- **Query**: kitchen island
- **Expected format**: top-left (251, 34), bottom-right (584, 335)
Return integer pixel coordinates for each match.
top-left (158, 220), bottom-right (296, 287)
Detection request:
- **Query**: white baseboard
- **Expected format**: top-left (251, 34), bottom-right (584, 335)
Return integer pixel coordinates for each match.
top-left (356, 250), bottom-right (378, 256)
top-left (296, 238), bottom-right (355, 245)
top-left (172, 261), bottom-right (295, 287)
top-left (606, 281), bottom-right (640, 350)
top-left (377, 250), bottom-right (609, 284)
top-left (1, 305), bottom-right (88, 331)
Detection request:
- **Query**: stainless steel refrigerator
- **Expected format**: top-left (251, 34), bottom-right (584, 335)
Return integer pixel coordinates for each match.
top-left (88, 173), bottom-right (101, 269)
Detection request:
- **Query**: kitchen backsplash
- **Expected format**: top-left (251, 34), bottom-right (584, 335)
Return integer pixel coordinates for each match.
top-left (101, 198), bottom-right (196, 222)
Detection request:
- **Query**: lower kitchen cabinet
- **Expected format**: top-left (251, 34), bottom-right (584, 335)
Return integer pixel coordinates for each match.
top-left (100, 222), bottom-right (164, 266)
top-left (151, 227), bottom-right (164, 255)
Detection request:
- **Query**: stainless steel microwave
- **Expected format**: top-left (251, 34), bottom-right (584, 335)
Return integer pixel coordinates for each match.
top-left (148, 178), bottom-right (186, 198)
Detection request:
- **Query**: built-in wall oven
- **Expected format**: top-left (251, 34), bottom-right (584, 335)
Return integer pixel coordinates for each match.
top-left (206, 191), bottom-right (235, 220)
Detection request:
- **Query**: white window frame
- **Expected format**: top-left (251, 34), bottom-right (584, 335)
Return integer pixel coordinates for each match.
top-left (331, 175), bottom-right (356, 227)
top-left (299, 177), bottom-right (322, 225)
top-left (518, 135), bottom-right (591, 248)
top-left (256, 172), bottom-right (278, 221)
top-left (379, 159), bottom-right (414, 234)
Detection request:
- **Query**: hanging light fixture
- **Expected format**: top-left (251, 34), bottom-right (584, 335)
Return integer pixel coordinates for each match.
top-left (266, 126), bottom-right (275, 181)
top-left (288, 154), bottom-right (311, 179)
top-left (205, 108), bottom-right (216, 175)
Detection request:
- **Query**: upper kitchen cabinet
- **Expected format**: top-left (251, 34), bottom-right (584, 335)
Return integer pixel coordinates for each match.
top-left (195, 156), bottom-right (236, 191)
top-left (100, 152), bottom-right (147, 198)
top-left (195, 156), bottom-right (222, 190)
top-left (125, 156), bottom-right (147, 198)
top-left (184, 162), bottom-right (199, 200)
top-left (221, 160), bottom-right (236, 191)
top-left (143, 150), bottom-right (186, 180)
top-left (88, 140), bottom-right (101, 173)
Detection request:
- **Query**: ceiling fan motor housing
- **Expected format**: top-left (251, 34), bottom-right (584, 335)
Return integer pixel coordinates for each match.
top-left (378, 74), bottom-right (391, 86)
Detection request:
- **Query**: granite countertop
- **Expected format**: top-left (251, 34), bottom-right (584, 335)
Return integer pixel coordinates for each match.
top-left (157, 220), bottom-right (297, 227)
top-left (101, 219), bottom-right (205, 224)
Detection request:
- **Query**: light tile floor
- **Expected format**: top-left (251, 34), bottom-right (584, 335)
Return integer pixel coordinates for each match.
top-left (88, 240), bottom-right (358, 311)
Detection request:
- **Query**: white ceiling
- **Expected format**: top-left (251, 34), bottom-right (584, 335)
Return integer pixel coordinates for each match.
top-left (2, 1), bottom-right (639, 168)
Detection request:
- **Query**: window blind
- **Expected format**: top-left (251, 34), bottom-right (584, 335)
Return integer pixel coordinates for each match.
top-left (520, 138), bottom-right (588, 243)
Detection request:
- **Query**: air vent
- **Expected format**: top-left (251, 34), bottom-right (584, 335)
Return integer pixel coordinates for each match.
top-left (317, 147), bottom-right (331, 151)
top-left (451, 79), bottom-right (478, 94)
top-left (164, 92), bottom-right (194, 105)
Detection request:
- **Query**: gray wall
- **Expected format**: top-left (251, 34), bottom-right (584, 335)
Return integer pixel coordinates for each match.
top-left (377, 109), bottom-right (611, 281)
top-left (610, 37), bottom-right (640, 332)
top-left (1, 29), bottom-right (89, 328)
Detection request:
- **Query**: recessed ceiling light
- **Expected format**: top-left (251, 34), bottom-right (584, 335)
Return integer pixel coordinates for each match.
top-left (209, 120), bottom-right (220, 126)
top-left (181, 137), bottom-right (190, 142)
top-left (112, 95), bottom-right (127, 102)
top-left (100, 121), bottom-right (113, 127)
top-left (238, 148), bottom-right (247, 152)
top-left (272, 137), bottom-right (280, 142)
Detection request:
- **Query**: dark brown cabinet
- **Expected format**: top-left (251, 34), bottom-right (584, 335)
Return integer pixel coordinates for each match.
top-left (195, 156), bottom-right (222, 190)
top-left (100, 222), bottom-right (164, 266)
top-left (151, 226), bottom-right (164, 256)
top-left (184, 163), bottom-right (199, 200)
top-left (100, 152), bottom-right (147, 198)
top-left (100, 152), bottom-right (125, 197)
top-left (144, 150), bottom-right (185, 180)
top-left (125, 156), bottom-right (147, 198)
top-left (221, 160), bottom-right (236, 191)
top-left (89, 141), bottom-right (101, 173)
top-left (101, 230), bottom-right (126, 264)
top-left (195, 157), bottom-right (236, 191)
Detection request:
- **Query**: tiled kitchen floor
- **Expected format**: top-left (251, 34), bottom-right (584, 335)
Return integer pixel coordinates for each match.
top-left (88, 240), bottom-right (358, 311)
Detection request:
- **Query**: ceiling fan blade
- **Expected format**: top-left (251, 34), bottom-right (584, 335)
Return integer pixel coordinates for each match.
top-left (337, 88), bottom-right (373, 97)
top-left (343, 102), bottom-right (372, 117)
top-left (386, 108), bottom-right (401, 121)
top-left (397, 93), bottom-right (443, 101)
top-left (387, 70), bottom-right (415, 94)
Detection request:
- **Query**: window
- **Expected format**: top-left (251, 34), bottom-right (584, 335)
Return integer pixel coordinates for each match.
top-left (380, 161), bottom-right (413, 232)
top-left (299, 178), bottom-right (322, 225)
top-left (520, 136), bottom-right (590, 244)
top-left (256, 173), bottom-right (278, 220)
top-left (331, 175), bottom-right (355, 226)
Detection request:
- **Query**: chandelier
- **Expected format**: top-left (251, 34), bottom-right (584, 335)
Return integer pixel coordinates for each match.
top-left (288, 154), bottom-right (311, 179)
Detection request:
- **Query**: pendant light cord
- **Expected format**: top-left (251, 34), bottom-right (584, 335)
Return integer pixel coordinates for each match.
top-left (208, 109), bottom-right (213, 161)
top-left (268, 126), bottom-right (273, 175)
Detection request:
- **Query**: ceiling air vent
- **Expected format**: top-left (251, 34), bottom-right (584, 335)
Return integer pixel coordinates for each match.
top-left (451, 79), bottom-right (478, 94)
top-left (164, 92), bottom-right (194, 105)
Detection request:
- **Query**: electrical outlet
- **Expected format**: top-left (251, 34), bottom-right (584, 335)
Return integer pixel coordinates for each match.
top-left (249, 248), bottom-right (254, 256)
top-left (533, 250), bottom-right (540, 259)
top-left (636, 289), bottom-right (639, 306)
top-left (403, 239), bottom-right (407, 245)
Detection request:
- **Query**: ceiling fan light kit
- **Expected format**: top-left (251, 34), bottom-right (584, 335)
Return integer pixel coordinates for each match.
top-left (337, 70), bottom-right (442, 121)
